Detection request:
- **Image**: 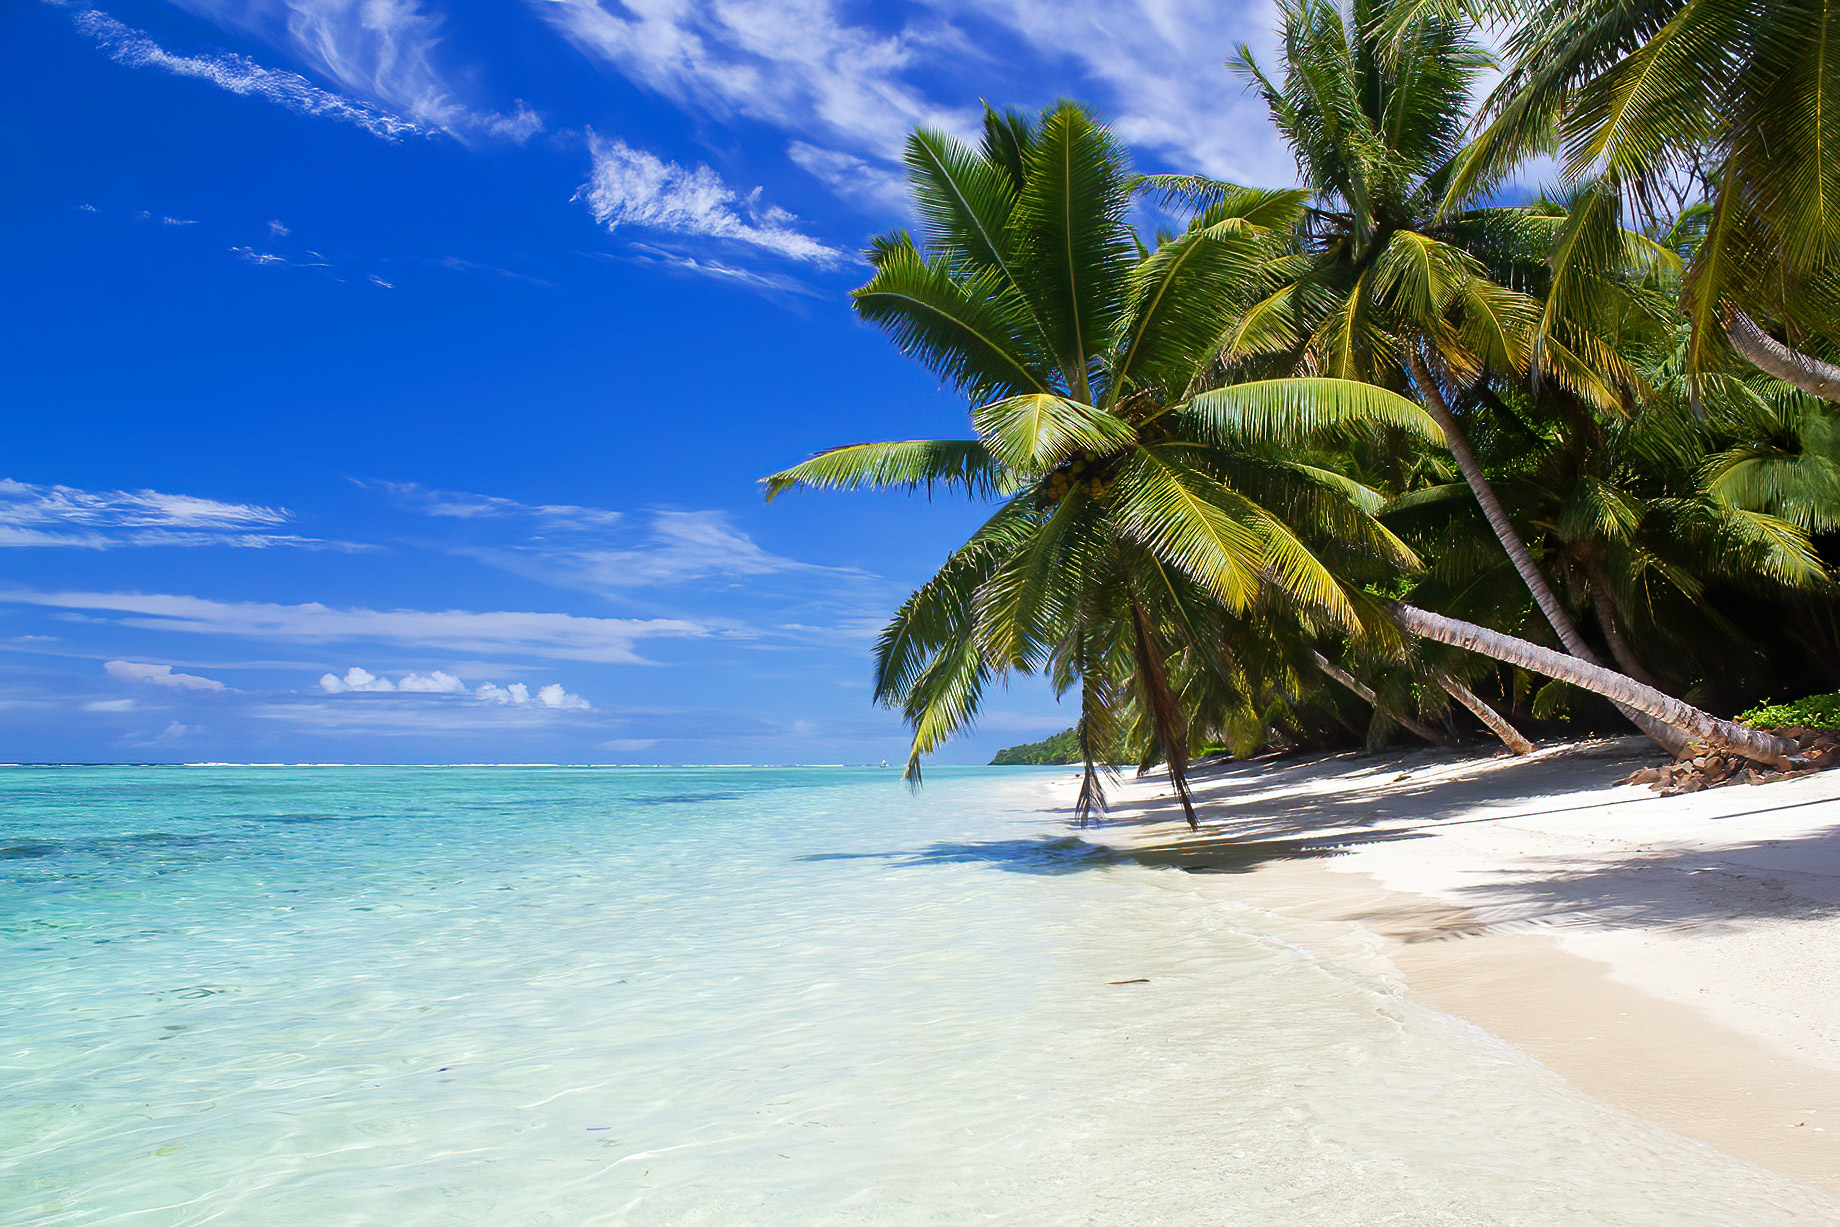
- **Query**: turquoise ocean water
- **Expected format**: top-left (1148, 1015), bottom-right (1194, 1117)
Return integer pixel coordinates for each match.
top-left (4, 764), bottom-right (1837, 1225)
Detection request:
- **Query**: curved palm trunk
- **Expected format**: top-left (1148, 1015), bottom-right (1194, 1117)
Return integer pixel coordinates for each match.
top-left (1439, 676), bottom-right (1535, 755)
top-left (1385, 602), bottom-right (1798, 769)
top-left (1726, 311), bottom-right (1840, 401)
top-left (1407, 348), bottom-right (1692, 757)
top-left (1129, 599), bottom-right (1200, 830)
top-left (1310, 650), bottom-right (1458, 748)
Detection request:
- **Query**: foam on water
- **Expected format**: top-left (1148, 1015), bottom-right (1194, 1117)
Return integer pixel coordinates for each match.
top-left (3, 765), bottom-right (1835, 1225)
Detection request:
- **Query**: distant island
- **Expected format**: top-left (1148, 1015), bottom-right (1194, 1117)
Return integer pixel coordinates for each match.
top-left (989, 729), bottom-right (1080, 765)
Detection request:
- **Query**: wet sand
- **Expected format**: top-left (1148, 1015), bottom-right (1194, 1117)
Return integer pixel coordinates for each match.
top-left (1072, 738), bottom-right (1840, 1191)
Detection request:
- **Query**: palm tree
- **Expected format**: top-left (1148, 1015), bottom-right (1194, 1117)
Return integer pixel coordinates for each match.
top-left (1222, 0), bottom-right (1697, 752)
top-left (765, 102), bottom-right (1449, 823)
top-left (1427, 0), bottom-right (1840, 399)
top-left (767, 102), bottom-right (1800, 823)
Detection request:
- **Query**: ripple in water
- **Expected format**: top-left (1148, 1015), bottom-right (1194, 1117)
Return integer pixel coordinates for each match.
top-left (1, 764), bottom-right (1835, 1225)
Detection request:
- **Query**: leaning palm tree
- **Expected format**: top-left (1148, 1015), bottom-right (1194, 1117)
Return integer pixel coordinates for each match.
top-left (1221, 0), bottom-right (1699, 752)
top-left (767, 103), bottom-right (1800, 826)
top-left (765, 102), bottom-right (1447, 823)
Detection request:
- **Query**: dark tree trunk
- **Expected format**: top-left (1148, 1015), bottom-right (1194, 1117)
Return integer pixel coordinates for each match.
top-left (1129, 600), bottom-right (1199, 829)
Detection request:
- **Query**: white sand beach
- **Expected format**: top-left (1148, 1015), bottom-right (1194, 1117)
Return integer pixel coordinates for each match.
top-left (1074, 738), bottom-right (1840, 1191)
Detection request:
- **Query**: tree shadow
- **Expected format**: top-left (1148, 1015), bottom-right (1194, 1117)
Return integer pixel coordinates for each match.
top-left (1426, 820), bottom-right (1840, 937)
top-left (1104, 739), bottom-right (1840, 937)
top-left (797, 836), bottom-right (1125, 875)
top-left (1098, 739), bottom-right (1672, 872)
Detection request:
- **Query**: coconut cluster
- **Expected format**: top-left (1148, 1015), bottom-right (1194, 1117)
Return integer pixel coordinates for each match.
top-left (1044, 456), bottom-right (1110, 501)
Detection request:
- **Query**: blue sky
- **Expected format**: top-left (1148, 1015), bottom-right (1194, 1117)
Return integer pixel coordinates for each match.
top-left (2, 0), bottom-right (1299, 764)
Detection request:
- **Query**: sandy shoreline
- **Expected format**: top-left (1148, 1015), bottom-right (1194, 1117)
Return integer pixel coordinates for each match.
top-left (1066, 737), bottom-right (1840, 1192)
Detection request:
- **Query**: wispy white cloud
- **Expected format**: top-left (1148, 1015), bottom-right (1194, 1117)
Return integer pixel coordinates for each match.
top-left (367, 480), bottom-right (623, 527)
top-left (927, 0), bottom-right (1293, 183)
top-left (61, 6), bottom-right (431, 140)
top-left (374, 480), bottom-right (834, 590)
top-left (268, 219), bottom-right (291, 237)
top-left (553, 509), bottom-right (817, 587)
top-left (130, 720), bottom-right (197, 745)
top-left (368, 273), bottom-right (395, 288)
top-left (436, 256), bottom-right (556, 288)
top-left (257, 0), bottom-right (543, 141)
top-left (105, 659), bottom-right (229, 691)
top-left (577, 133), bottom-right (841, 265)
top-left (160, 216), bottom-right (199, 226)
top-left (229, 245), bottom-right (289, 265)
top-left (2, 589), bottom-right (712, 664)
top-left (83, 698), bottom-right (139, 712)
top-left (535, 0), bottom-right (967, 158)
top-left (0, 478), bottom-right (341, 550)
top-left (537, 0), bottom-right (1294, 205)
top-left (611, 244), bottom-right (821, 295)
top-left (786, 141), bottom-right (909, 214)
top-left (973, 709), bottom-right (1068, 733)
top-left (249, 698), bottom-right (585, 734)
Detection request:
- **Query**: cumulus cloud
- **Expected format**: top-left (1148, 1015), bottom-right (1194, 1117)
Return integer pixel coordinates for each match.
top-left (1, 589), bottom-right (709, 664)
top-left (475, 681), bottom-right (529, 705)
top-left (320, 667), bottom-right (589, 710)
top-left (478, 680), bottom-right (592, 709)
top-left (0, 477), bottom-right (336, 550)
top-left (398, 669), bottom-right (466, 693)
top-left (577, 133), bottom-right (841, 265)
top-left (105, 659), bottom-right (229, 691)
top-left (319, 665), bottom-right (395, 692)
top-left (539, 683), bottom-right (590, 709)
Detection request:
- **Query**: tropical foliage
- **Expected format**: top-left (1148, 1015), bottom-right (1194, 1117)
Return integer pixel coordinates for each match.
top-left (769, 0), bottom-right (1840, 812)
top-left (989, 728), bottom-right (1084, 766)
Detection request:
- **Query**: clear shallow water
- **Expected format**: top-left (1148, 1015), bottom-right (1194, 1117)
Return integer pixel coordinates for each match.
top-left (3, 765), bottom-right (1836, 1226)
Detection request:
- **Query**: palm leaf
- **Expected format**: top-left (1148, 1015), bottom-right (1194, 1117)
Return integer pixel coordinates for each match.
top-left (763, 439), bottom-right (1004, 501)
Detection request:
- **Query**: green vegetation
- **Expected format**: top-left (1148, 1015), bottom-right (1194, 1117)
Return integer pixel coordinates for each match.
top-left (768, 0), bottom-right (1840, 814)
top-left (990, 729), bottom-right (1082, 765)
top-left (1740, 695), bottom-right (1840, 731)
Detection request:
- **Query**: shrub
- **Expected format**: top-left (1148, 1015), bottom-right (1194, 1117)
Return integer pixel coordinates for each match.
top-left (1738, 692), bottom-right (1840, 730)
